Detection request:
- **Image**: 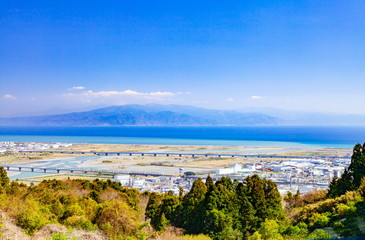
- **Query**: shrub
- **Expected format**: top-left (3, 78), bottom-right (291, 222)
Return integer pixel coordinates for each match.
top-left (178, 234), bottom-right (213, 240)
top-left (96, 200), bottom-right (139, 238)
top-left (248, 232), bottom-right (262, 240)
top-left (17, 208), bottom-right (50, 235)
top-left (257, 219), bottom-right (284, 240)
top-left (284, 225), bottom-right (300, 236)
top-left (78, 197), bottom-right (99, 221)
top-left (63, 203), bottom-right (85, 219)
top-left (308, 213), bottom-right (329, 229)
top-left (336, 203), bottom-right (351, 216)
top-left (307, 229), bottom-right (331, 239)
top-left (64, 216), bottom-right (97, 230)
top-left (50, 232), bottom-right (69, 240)
top-left (296, 222), bottom-right (307, 229)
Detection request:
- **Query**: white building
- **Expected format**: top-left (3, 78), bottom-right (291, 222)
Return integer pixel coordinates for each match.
top-left (113, 175), bottom-right (130, 186)
top-left (216, 163), bottom-right (256, 175)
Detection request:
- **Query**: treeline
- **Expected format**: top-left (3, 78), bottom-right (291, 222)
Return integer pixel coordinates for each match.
top-left (146, 175), bottom-right (285, 239)
top-left (0, 172), bottom-right (147, 239)
top-left (0, 143), bottom-right (365, 239)
top-left (146, 143), bottom-right (365, 240)
top-left (328, 143), bottom-right (365, 198)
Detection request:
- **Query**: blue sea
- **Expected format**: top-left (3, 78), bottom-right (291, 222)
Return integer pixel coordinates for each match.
top-left (0, 126), bottom-right (364, 148)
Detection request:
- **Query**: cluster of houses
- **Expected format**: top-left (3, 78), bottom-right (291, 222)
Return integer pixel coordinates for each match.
top-left (0, 141), bottom-right (73, 153)
top-left (114, 174), bottom-right (194, 195)
top-left (1, 141), bottom-right (351, 195)
top-left (112, 157), bottom-right (350, 195)
top-left (214, 158), bottom-right (349, 194)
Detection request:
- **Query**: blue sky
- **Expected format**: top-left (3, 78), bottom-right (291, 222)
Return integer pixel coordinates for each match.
top-left (1, 0), bottom-right (365, 117)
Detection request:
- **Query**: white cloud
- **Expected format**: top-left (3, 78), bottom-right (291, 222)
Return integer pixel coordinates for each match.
top-left (226, 98), bottom-right (234, 102)
top-left (251, 95), bottom-right (265, 100)
top-left (64, 89), bottom-right (176, 98)
top-left (68, 86), bottom-right (85, 91)
top-left (60, 89), bottom-right (192, 107)
top-left (3, 94), bottom-right (17, 100)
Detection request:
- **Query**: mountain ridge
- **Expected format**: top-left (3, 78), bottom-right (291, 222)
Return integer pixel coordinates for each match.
top-left (0, 104), bottom-right (281, 126)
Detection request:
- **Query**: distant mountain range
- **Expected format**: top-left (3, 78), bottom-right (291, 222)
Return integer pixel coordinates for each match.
top-left (0, 104), bottom-right (282, 126)
top-left (1, 104), bottom-right (365, 126)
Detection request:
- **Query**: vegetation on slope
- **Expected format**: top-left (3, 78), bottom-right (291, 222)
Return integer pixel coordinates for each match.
top-left (0, 143), bottom-right (365, 239)
top-left (146, 175), bottom-right (286, 239)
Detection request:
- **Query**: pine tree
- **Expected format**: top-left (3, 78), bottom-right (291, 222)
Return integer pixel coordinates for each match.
top-left (246, 175), bottom-right (267, 224)
top-left (0, 166), bottom-right (9, 193)
top-left (180, 178), bottom-right (207, 233)
top-left (263, 179), bottom-right (285, 220)
top-left (328, 143), bottom-right (365, 198)
top-left (349, 143), bottom-right (365, 187)
top-left (0, 166), bottom-right (9, 187)
top-left (145, 192), bottom-right (162, 229)
top-left (206, 175), bottom-right (214, 190)
top-left (236, 182), bottom-right (256, 237)
top-left (159, 195), bottom-right (180, 224)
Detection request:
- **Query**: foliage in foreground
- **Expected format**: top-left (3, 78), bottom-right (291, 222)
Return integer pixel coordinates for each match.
top-left (0, 174), bottom-right (146, 239)
top-left (1, 142), bottom-right (365, 239)
top-left (146, 174), bottom-right (288, 239)
top-left (328, 143), bottom-right (365, 198)
top-left (147, 143), bottom-right (365, 240)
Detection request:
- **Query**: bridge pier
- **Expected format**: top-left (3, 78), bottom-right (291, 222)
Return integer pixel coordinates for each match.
top-left (141, 153), bottom-right (144, 156)
top-left (57, 170), bottom-right (60, 173)
top-left (179, 154), bottom-right (182, 157)
top-left (105, 153), bottom-right (108, 156)
top-left (70, 170), bottom-right (74, 173)
top-left (31, 168), bottom-right (34, 172)
top-left (129, 153), bottom-right (132, 156)
top-left (192, 154), bottom-right (195, 157)
top-left (166, 154), bottom-right (169, 156)
top-left (6, 167), bottom-right (9, 170)
top-left (154, 154), bottom-right (157, 157)
top-left (18, 167), bottom-right (21, 171)
top-left (43, 169), bottom-right (47, 173)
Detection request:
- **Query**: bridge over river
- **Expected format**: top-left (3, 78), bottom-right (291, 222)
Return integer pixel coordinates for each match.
top-left (19, 150), bottom-right (348, 160)
top-left (0, 163), bottom-right (174, 177)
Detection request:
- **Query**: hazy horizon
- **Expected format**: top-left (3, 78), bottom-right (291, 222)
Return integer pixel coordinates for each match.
top-left (1, 1), bottom-right (365, 117)
top-left (3, 103), bottom-right (365, 119)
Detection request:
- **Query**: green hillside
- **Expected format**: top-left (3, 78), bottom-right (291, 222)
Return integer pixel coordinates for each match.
top-left (0, 143), bottom-right (365, 239)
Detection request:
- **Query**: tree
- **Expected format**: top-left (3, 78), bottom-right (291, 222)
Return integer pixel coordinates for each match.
top-left (236, 182), bottom-right (256, 236)
top-left (349, 143), bottom-right (365, 187)
top-left (263, 179), bottom-right (285, 220)
top-left (145, 192), bottom-right (162, 229)
top-left (245, 175), bottom-right (267, 228)
top-left (159, 194), bottom-right (180, 224)
top-left (179, 178), bottom-right (207, 233)
top-left (328, 143), bottom-right (365, 198)
top-left (206, 175), bottom-right (214, 190)
top-left (258, 219), bottom-right (284, 240)
top-left (0, 166), bottom-right (9, 193)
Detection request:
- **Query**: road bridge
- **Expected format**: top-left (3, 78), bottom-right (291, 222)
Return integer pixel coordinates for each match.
top-left (0, 164), bottom-right (174, 177)
top-left (19, 150), bottom-right (349, 160)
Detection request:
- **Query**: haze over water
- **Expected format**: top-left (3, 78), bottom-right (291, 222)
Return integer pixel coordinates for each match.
top-left (0, 126), bottom-right (363, 148)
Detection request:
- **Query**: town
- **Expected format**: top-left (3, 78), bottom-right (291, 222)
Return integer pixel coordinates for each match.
top-left (0, 141), bottom-right (352, 195)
